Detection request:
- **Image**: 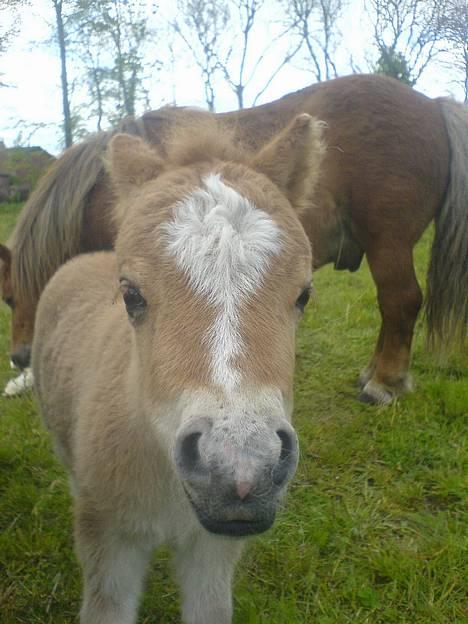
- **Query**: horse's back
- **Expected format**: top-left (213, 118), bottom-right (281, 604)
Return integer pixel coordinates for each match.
top-left (240, 74), bottom-right (449, 182)
top-left (225, 75), bottom-right (450, 257)
top-left (305, 75), bottom-right (450, 222)
top-left (32, 252), bottom-right (126, 460)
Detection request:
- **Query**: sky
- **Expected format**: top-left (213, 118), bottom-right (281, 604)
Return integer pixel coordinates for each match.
top-left (0, 0), bottom-right (464, 155)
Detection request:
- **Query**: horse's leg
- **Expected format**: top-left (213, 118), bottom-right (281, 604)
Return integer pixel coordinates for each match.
top-left (174, 531), bottom-right (244, 624)
top-left (360, 244), bottom-right (422, 404)
top-left (358, 326), bottom-right (383, 388)
top-left (75, 509), bottom-right (151, 624)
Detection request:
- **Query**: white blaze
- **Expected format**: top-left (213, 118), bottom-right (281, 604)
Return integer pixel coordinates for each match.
top-left (162, 173), bottom-right (282, 391)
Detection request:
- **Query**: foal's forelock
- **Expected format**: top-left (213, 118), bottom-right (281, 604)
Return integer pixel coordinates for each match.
top-left (162, 173), bottom-right (283, 392)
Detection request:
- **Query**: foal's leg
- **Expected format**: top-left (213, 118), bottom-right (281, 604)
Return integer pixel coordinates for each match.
top-left (174, 531), bottom-right (244, 624)
top-left (361, 244), bottom-right (422, 404)
top-left (75, 509), bottom-right (151, 624)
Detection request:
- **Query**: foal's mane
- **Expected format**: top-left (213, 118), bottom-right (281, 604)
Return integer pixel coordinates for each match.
top-left (8, 116), bottom-right (148, 303)
top-left (162, 118), bottom-right (245, 169)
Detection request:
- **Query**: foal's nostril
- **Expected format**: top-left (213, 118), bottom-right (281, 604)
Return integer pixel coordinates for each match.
top-left (272, 428), bottom-right (296, 487)
top-left (179, 432), bottom-right (202, 473)
top-left (277, 429), bottom-right (294, 461)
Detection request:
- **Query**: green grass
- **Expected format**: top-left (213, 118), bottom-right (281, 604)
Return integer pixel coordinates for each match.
top-left (0, 201), bottom-right (466, 623)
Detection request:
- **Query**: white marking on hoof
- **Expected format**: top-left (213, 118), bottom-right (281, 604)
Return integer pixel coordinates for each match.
top-left (359, 380), bottom-right (395, 405)
top-left (358, 366), bottom-right (374, 388)
top-left (3, 368), bottom-right (34, 397)
top-left (359, 373), bottom-right (414, 405)
top-left (402, 374), bottom-right (414, 393)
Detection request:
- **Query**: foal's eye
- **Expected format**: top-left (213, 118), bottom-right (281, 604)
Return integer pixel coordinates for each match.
top-left (295, 287), bottom-right (311, 312)
top-left (120, 281), bottom-right (147, 321)
top-left (3, 296), bottom-right (14, 309)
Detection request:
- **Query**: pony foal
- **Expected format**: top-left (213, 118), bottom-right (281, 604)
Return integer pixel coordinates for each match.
top-left (32, 115), bottom-right (324, 623)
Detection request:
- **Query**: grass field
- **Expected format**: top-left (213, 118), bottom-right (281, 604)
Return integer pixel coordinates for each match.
top-left (0, 201), bottom-right (466, 623)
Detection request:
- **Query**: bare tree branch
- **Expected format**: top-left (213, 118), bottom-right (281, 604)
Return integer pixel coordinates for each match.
top-left (175, 0), bottom-right (301, 110)
top-left (0, 0), bottom-right (30, 57)
top-left (436, 0), bottom-right (468, 101)
top-left (282, 0), bottom-right (346, 82)
top-left (367, 0), bottom-right (444, 85)
top-left (174, 0), bottom-right (229, 111)
top-left (252, 39), bottom-right (303, 105)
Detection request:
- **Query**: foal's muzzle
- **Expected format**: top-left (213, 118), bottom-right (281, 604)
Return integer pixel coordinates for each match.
top-left (174, 416), bottom-right (299, 537)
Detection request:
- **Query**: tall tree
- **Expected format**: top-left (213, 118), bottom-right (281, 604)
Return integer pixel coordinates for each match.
top-left (96, 0), bottom-right (156, 118)
top-left (368, 0), bottom-right (443, 85)
top-left (436, 0), bottom-right (468, 101)
top-left (217, 0), bottom-right (302, 108)
top-left (175, 0), bottom-right (300, 110)
top-left (216, 0), bottom-right (269, 109)
top-left (174, 0), bottom-right (229, 111)
top-left (374, 45), bottom-right (414, 84)
top-left (66, 1), bottom-right (108, 131)
top-left (282, 0), bottom-right (346, 82)
top-left (0, 0), bottom-right (30, 87)
top-left (68, 0), bottom-right (158, 130)
top-left (0, 0), bottom-right (27, 55)
top-left (52, 0), bottom-right (73, 147)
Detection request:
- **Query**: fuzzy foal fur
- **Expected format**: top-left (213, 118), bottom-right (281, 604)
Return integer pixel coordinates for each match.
top-left (32, 116), bottom-right (324, 623)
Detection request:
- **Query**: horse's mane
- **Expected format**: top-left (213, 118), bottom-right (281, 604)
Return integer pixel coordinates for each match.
top-left (8, 116), bottom-right (148, 303)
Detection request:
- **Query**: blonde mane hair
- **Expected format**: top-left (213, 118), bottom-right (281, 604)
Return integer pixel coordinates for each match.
top-left (164, 119), bottom-right (244, 168)
top-left (8, 117), bottom-right (147, 303)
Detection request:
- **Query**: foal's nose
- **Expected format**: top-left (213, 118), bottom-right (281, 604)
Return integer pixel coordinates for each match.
top-left (175, 417), bottom-right (298, 499)
top-left (174, 414), bottom-right (298, 536)
top-left (11, 345), bottom-right (31, 369)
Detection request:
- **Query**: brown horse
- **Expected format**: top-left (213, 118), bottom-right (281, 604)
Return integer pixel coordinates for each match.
top-left (1, 74), bottom-right (467, 403)
top-left (32, 115), bottom-right (323, 623)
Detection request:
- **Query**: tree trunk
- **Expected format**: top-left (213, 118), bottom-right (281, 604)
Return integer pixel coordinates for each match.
top-left (236, 84), bottom-right (244, 109)
top-left (53, 0), bottom-right (72, 147)
top-left (91, 67), bottom-right (104, 131)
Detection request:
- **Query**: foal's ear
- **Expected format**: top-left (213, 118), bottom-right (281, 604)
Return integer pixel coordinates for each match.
top-left (0, 244), bottom-right (11, 270)
top-left (250, 114), bottom-right (325, 211)
top-left (106, 133), bottom-right (164, 198)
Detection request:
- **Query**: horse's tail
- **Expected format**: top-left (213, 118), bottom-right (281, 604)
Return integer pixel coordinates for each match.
top-left (8, 117), bottom-right (147, 304)
top-left (426, 98), bottom-right (468, 349)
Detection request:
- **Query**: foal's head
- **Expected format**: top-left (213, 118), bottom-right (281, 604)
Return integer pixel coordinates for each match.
top-left (107, 116), bottom-right (324, 536)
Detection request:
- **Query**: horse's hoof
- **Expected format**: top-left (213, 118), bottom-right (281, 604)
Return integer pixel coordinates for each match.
top-left (358, 390), bottom-right (379, 404)
top-left (359, 380), bottom-right (394, 405)
top-left (2, 369), bottom-right (34, 397)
